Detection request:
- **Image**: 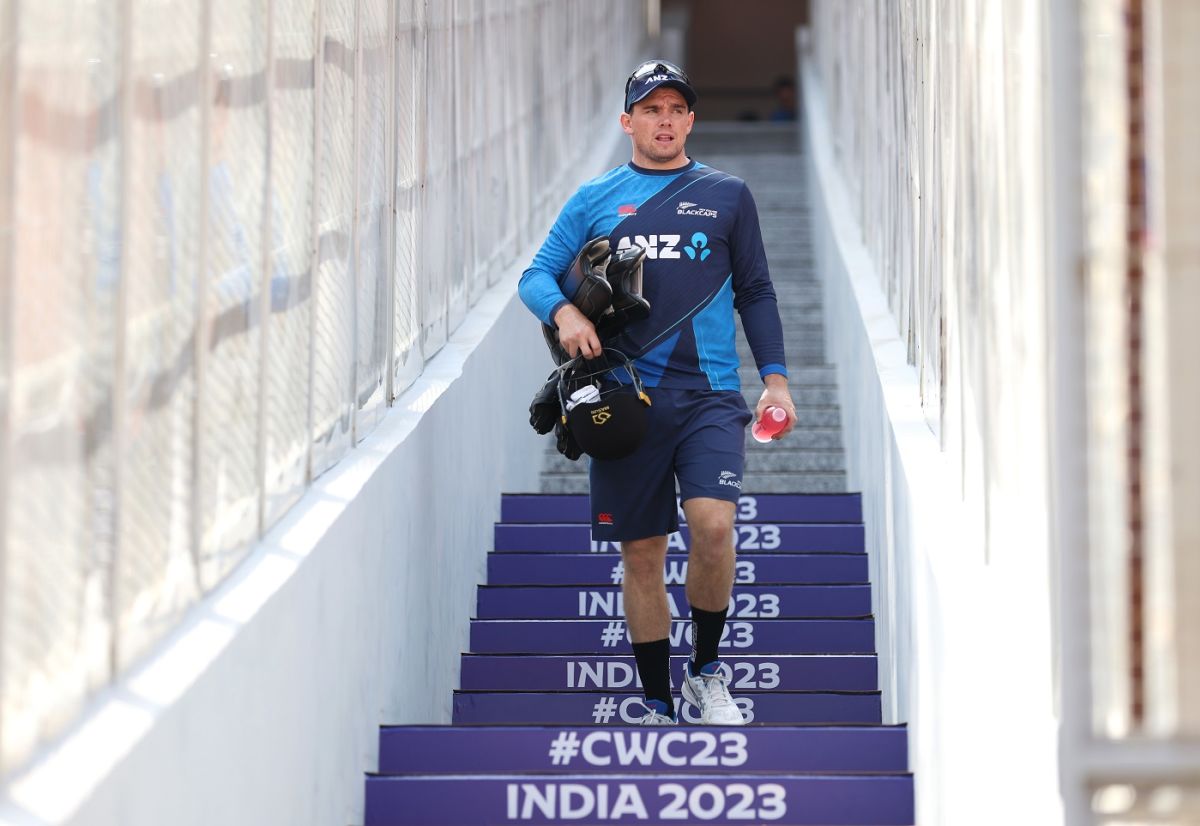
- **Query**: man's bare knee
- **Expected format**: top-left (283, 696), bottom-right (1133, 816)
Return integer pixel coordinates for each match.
top-left (688, 520), bottom-right (734, 559)
top-left (682, 499), bottom-right (736, 561)
top-left (621, 536), bottom-right (668, 579)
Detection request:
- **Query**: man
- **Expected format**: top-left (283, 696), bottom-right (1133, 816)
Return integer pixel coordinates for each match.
top-left (769, 76), bottom-right (798, 122)
top-left (518, 60), bottom-right (795, 725)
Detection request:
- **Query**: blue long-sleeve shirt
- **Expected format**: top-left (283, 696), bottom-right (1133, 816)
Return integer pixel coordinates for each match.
top-left (519, 159), bottom-right (787, 391)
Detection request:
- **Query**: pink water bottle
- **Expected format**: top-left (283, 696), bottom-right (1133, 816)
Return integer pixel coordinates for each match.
top-left (751, 405), bottom-right (788, 443)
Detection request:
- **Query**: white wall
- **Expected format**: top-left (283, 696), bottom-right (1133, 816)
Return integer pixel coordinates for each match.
top-left (802, 53), bottom-right (1065, 826)
top-left (0, 124), bottom-right (626, 826)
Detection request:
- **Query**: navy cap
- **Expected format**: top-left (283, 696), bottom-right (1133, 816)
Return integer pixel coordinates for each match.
top-left (624, 60), bottom-right (697, 112)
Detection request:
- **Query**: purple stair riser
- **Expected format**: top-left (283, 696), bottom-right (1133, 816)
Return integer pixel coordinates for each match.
top-left (451, 691), bottom-right (881, 725)
top-left (459, 654), bottom-right (877, 692)
top-left (476, 584), bottom-right (872, 619)
top-left (494, 523), bottom-right (865, 553)
top-left (377, 725), bottom-right (908, 774)
top-left (469, 618), bottom-right (876, 655)
top-left (364, 775), bottom-right (914, 826)
top-left (486, 552), bottom-right (868, 585)
top-left (500, 493), bottom-right (864, 524)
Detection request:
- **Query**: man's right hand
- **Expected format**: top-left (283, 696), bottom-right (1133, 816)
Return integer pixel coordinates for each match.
top-left (554, 303), bottom-right (602, 359)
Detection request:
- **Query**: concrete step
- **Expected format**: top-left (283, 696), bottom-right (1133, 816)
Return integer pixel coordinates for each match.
top-left (776, 291), bottom-right (821, 300)
top-left (739, 347), bottom-right (829, 364)
top-left (781, 357), bottom-right (833, 368)
top-left (765, 284), bottom-right (824, 296)
top-left (491, 523), bottom-right (864, 553)
top-left (738, 333), bottom-right (827, 348)
top-left (742, 449), bottom-right (845, 473)
top-left (751, 289), bottom-right (826, 303)
top-left (541, 447), bottom-right (844, 476)
top-left (469, 616), bottom-right (875, 655)
top-left (767, 251), bottom-right (815, 262)
top-left (378, 722), bottom-right (905, 772)
top-left (475, 583), bottom-right (871, 619)
top-left (739, 386), bottom-right (837, 407)
top-left (737, 365), bottom-right (832, 383)
top-left (499, 492), bottom-right (864, 524)
top-left (764, 301), bottom-right (824, 311)
top-left (760, 222), bottom-right (809, 233)
top-left (751, 428), bottom-right (843, 449)
top-left (539, 472), bottom-right (848, 495)
top-left (365, 773), bottom-right (914, 825)
top-left (485, 553), bottom-right (868, 586)
top-left (743, 471), bottom-right (848, 493)
top-left (544, 444), bottom-right (844, 477)
top-left (748, 306), bottom-right (826, 323)
top-left (774, 290), bottom-right (825, 301)
top-left (764, 270), bottom-right (824, 282)
top-left (543, 427), bottom-right (843, 455)
top-left (452, 689), bottom-right (882, 725)
top-left (740, 364), bottom-right (836, 383)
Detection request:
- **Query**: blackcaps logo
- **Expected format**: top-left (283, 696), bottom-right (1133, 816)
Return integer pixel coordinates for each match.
top-left (718, 470), bottom-right (742, 489)
top-left (591, 406), bottom-right (612, 425)
top-left (677, 200), bottom-right (719, 218)
top-left (683, 232), bottom-right (711, 261)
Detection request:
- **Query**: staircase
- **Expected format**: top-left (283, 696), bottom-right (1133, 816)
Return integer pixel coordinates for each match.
top-left (363, 492), bottom-right (912, 825)
top-left (360, 124), bottom-right (913, 824)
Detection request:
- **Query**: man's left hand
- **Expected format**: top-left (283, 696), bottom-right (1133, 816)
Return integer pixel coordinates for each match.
top-left (755, 374), bottom-right (796, 440)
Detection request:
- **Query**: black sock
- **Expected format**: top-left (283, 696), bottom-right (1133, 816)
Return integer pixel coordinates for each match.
top-left (689, 604), bottom-right (728, 673)
top-left (632, 638), bottom-right (674, 716)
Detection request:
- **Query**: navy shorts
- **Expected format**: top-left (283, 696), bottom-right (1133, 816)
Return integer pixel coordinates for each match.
top-left (589, 387), bottom-right (753, 542)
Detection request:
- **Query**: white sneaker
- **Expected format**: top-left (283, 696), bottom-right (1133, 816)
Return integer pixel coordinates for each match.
top-left (681, 661), bottom-right (745, 725)
top-left (637, 699), bottom-right (678, 726)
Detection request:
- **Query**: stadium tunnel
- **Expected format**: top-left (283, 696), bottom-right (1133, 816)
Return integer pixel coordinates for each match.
top-left (0, 1), bottom-right (1198, 825)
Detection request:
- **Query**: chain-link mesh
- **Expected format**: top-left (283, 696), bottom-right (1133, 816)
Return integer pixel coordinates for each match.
top-left (3, 0), bottom-right (120, 770)
top-left (354, 0), bottom-right (390, 442)
top-left (0, 0), bottom-right (644, 773)
top-left (196, 1), bottom-right (268, 589)
top-left (418, 1), bottom-right (451, 358)
top-left (0, 4), bottom-right (16, 760)
top-left (114, 0), bottom-right (205, 672)
top-left (390, 0), bottom-right (422, 396)
top-left (811, 1), bottom-right (945, 428)
top-left (811, 0), bottom-right (1200, 819)
top-left (810, 0), bottom-right (1051, 518)
top-left (311, 0), bottom-right (356, 478)
top-left (262, 0), bottom-right (316, 527)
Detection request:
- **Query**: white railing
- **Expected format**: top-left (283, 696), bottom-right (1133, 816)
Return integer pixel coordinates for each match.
top-left (0, 0), bottom-right (644, 774)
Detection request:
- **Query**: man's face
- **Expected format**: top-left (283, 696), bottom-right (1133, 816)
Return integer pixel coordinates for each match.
top-left (620, 87), bottom-right (694, 169)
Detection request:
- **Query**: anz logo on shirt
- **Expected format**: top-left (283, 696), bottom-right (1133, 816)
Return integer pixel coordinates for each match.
top-left (615, 233), bottom-right (712, 262)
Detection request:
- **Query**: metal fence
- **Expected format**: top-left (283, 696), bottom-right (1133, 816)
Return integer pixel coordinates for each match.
top-left (0, 0), bottom-right (644, 773)
top-left (810, 0), bottom-right (1054, 547)
top-left (810, 1), bottom-right (1200, 822)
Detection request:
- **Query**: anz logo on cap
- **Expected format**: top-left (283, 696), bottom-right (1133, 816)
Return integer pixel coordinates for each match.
top-left (645, 74), bottom-right (672, 83)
